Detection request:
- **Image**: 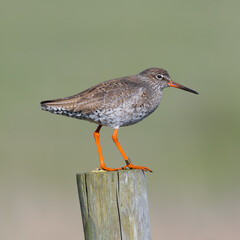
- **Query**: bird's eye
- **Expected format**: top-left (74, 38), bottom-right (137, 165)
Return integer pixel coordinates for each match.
top-left (156, 74), bottom-right (164, 80)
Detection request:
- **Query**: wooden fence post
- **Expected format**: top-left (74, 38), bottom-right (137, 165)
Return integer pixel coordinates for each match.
top-left (76, 169), bottom-right (151, 240)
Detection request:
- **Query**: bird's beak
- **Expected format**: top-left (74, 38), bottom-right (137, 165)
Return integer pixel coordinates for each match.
top-left (168, 81), bottom-right (199, 95)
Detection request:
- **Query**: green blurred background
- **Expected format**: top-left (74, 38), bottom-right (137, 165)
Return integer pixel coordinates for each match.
top-left (1, 0), bottom-right (240, 239)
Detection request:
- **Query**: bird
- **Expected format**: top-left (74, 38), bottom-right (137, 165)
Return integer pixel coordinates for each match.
top-left (41, 68), bottom-right (198, 172)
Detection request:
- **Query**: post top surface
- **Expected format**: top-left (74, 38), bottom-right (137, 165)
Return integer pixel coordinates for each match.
top-left (76, 169), bottom-right (145, 176)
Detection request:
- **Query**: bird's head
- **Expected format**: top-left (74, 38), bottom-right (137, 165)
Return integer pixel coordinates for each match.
top-left (139, 68), bottom-right (199, 94)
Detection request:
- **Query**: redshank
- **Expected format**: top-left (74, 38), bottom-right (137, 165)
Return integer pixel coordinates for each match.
top-left (41, 68), bottom-right (198, 172)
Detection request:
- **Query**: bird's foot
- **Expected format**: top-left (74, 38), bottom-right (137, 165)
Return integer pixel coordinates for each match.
top-left (98, 164), bottom-right (122, 171)
top-left (123, 163), bottom-right (152, 172)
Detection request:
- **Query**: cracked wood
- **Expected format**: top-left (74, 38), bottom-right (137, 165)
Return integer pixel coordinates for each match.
top-left (76, 169), bottom-right (151, 240)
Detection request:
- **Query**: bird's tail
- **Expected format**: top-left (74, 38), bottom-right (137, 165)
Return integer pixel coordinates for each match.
top-left (41, 100), bottom-right (53, 111)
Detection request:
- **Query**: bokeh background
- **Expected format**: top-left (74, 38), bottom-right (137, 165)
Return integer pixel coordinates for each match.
top-left (1, 0), bottom-right (240, 239)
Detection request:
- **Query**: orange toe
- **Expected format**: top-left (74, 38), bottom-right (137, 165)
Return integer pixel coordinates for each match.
top-left (99, 164), bottom-right (122, 171)
top-left (123, 163), bottom-right (152, 172)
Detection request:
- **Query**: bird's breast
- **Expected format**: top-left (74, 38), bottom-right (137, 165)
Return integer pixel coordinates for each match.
top-left (91, 88), bottom-right (162, 128)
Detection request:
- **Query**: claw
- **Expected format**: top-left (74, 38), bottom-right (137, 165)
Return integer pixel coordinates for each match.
top-left (123, 163), bottom-right (152, 172)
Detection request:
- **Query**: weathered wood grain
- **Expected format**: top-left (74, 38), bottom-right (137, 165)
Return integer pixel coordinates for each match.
top-left (76, 169), bottom-right (151, 240)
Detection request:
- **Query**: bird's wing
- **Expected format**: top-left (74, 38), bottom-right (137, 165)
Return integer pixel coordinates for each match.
top-left (41, 76), bottom-right (148, 114)
top-left (98, 78), bottom-right (148, 110)
top-left (41, 83), bottom-right (106, 114)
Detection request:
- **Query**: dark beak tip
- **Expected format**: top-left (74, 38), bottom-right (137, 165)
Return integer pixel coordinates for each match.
top-left (192, 89), bottom-right (199, 95)
top-left (191, 90), bottom-right (199, 95)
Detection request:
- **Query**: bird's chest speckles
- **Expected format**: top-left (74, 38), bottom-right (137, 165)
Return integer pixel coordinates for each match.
top-left (88, 90), bottom-right (162, 128)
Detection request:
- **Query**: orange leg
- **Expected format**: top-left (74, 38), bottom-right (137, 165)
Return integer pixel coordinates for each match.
top-left (112, 129), bottom-right (152, 172)
top-left (94, 125), bottom-right (122, 171)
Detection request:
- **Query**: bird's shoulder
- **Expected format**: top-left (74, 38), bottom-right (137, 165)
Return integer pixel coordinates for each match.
top-left (74, 75), bottom-right (146, 99)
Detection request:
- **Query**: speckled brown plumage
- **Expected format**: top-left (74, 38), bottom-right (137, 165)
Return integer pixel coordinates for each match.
top-left (41, 68), bottom-right (198, 172)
